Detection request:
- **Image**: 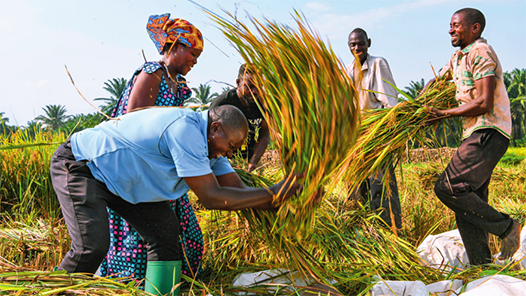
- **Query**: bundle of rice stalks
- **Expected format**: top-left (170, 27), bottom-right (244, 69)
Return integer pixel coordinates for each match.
top-left (414, 163), bottom-right (445, 191)
top-left (306, 199), bottom-right (444, 293)
top-left (199, 169), bottom-right (444, 294)
top-left (344, 78), bottom-right (457, 203)
top-left (0, 218), bottom-right (69, 269)
top-left (0, 268), bottom-right (148, 295)
top-left (208, 10), bottom-right (360, 237)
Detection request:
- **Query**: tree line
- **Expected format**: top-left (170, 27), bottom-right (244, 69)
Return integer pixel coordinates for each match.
top-left (0, 79), bottom-right (223, 137)
top-left (1, 69), bottom-right (525, 147)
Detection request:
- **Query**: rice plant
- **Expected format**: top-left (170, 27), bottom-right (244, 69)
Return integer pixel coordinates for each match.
top-left (0, 126), bottom-right (65, 222)
top-left (342, 78), bottom-right (458, 232)
top-left (208, 10), bottom-right (360, 240)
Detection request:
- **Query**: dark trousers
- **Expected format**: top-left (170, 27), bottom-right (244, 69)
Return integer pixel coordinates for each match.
top-left (434, 129), bottom-right (512, 265)
top-left (50, 139), bottom-right (180, 273)
top-left (351, 165), bottom-right (402, 230)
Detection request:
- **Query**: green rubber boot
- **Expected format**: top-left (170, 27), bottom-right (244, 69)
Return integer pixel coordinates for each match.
top-left (144, 261), bottom-right (182, 296)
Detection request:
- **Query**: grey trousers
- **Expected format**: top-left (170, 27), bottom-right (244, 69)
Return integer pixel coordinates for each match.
top-left (50, 139), bottom-right (180, 273)
top-left (351, 165), bottom-right (402, 230)
top-left (434, 128), bottom-right (513, 266)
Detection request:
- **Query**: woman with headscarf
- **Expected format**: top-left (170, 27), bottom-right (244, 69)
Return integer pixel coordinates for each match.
top-left (98, 13), bottom-right (204, 287)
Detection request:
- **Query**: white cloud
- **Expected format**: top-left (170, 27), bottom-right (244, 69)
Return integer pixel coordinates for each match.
top-left (36, 79), bottom-right (49, 87)
top-left (303, 2), bottom-right (331, 12)
top-left (23, 79), bottom-right (48, 87)
top-left (304, 0), bottom-right (455, 41)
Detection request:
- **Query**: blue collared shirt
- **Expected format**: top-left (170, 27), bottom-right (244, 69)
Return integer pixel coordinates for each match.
top-left (71, 108), bottom-right (234, 204)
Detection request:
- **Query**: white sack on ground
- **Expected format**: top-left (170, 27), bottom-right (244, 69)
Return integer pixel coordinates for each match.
top-left (232, 269), bottom-right (311, 295)
top-left (370, 279), bottom-right (463, 296)
top-left (417, 229), bottom-right (468, 271)
top-left (457, 275), bottom-right (526, 296)
top-left (370, 280), bottom-right (428, 296)
top-left (426, 280), bottom-right (463, 295)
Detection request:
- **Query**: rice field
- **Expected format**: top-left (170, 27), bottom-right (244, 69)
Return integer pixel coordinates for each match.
top-left (1, 9), bottom-right (525, 296)
top-left (1, 126), bottom-right (525, 294)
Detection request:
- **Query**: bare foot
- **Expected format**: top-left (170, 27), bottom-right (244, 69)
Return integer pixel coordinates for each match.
top-left (499, 219), bottom-right (522, 260)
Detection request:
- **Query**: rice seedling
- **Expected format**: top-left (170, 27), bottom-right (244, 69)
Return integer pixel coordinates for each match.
top-left (207, 9), bottom-right (360, 239)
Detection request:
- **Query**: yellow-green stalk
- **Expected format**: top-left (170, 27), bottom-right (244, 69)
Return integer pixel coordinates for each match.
top-left (209, 10), bottom-right (360, 238)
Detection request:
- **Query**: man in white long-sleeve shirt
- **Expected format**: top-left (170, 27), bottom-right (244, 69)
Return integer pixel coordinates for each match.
top-left (345, 28), bottom-right (402, 230)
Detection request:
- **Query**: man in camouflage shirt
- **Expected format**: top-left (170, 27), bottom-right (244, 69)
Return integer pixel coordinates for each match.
top-left (425, 8), bottom-right (520, 266)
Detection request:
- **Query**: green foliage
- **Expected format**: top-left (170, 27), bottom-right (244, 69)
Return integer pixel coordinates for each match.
top-left (504, 68), bottom-right (526, 98)
top-left (0, 112), bottom-right (9, 124)
top-left (503, 68), bottom-right (526, 146)
top-left (94, 77), bottom-right (127, 116)
top-left (35, 104), bottom-right (71, 131)
top-left (510, 96), bottom-right (526, 145)
top-left (0, 112), bottom-right (14, 135)
top-left (62, 112), bottom-right (105, 135)
top-left (185, 84), bottom-right (218, 109)
top-left (499, 154), bottom-right (526, 166)
top-left (402, 78), bottom-right (426, 101)
top-left (221, 86), bottom-right (233, 93)
top-left (0, 127), bottom-right (65, 221)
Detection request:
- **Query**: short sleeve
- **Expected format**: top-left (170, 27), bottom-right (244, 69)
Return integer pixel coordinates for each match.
top-left (211, 156), bottom-right (235, 176)
top-left (470, 45), bottom-right (497, 80)
top-left (160, 116), bottom-right (213, 177)
top-left (142, 61), bottom-right (162, 74)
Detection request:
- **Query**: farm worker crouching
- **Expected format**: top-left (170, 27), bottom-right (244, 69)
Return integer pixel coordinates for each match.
top-left (50, 105), bottom-right (303, 295)
top-left (210, 63), bottom-right (270, 172)
top-left (100, 14), bottom-right (205, 283)
top-left (425, 8), bottom-right (521, 265)
top-left (345, 28), bottom-right (402, 231)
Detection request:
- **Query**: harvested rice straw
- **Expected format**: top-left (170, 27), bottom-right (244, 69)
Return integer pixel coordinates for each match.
top-left (0, 268), bottom-right (149, 295)
top-left (203, 169), bottom-right (444, 293)
top-left (343, 77), bottom-right (457, 228)
top-left (208, 10), bottom-right (360, 238)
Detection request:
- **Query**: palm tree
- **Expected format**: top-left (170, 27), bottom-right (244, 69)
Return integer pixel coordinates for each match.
top-left (0, 112), bottom-right (9, 124)
top-left (504, 68), bottom-right (526, 146)
top-left (0, 112), bottom-right (11, 135)
top-left (403, 78), bottom-right (426, 100)
top-left (510, 97), bottom-right (526, 144)
top-left (23, 120), bottom-right (43, 138)
top-left (221, 86), bottom-right (233, 93)
top-left (505, 68), bottom-right (526, 99)
top-left (94, 78), bottom-right (127, 116)
top-left (35, 104), bottom-right (71, 131)
top-left (185, 84), bottom-right (218, 109)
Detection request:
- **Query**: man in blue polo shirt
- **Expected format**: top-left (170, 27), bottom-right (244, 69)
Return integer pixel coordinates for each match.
top-left (50, 105), bottom-right (300, 295)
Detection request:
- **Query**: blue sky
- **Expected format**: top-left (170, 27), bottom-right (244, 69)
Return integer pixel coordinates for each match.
top-left (1, 0), bottom-right (525, 125)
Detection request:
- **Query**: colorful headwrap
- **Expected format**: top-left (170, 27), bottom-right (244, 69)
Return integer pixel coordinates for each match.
top-left (146, 13), bottom-right (204, 54)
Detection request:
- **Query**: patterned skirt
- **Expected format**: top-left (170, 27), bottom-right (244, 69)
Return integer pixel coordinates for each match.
top-left (99, 194), bottom-right (203, 285)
